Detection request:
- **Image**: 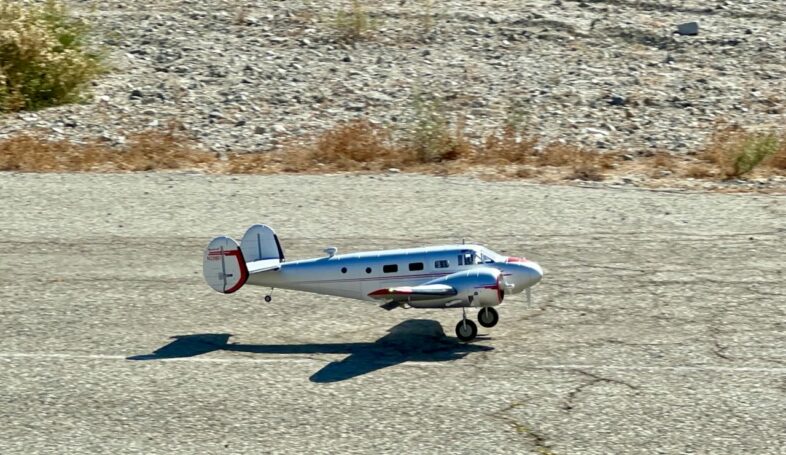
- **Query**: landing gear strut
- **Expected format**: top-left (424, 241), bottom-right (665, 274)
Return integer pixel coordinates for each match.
top-left (455, 308), bottom-right (478, 342)
top-left (264, 288), bottom-right (274, 303)
top-left (478, 307), bottom-right (499, 328)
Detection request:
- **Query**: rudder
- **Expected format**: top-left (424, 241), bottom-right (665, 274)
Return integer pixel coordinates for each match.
top-left (240, 224), bottom-right (285, 262)
top-left (203, 236), bottom-right (248, 294)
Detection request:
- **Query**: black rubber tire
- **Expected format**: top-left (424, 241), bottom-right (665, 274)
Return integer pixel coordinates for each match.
top-left (455, 319), bottom-right (478, 342)
top-left (264, 295), bottom-right (272, 303)
top-left (478, 307), bottom-right (499, 328)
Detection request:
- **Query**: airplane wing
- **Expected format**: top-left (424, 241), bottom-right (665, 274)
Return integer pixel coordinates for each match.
top-left (368, 284), bottom-right (457, 301)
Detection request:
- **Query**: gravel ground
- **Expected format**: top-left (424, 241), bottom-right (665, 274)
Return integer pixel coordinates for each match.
top-left (1, 0), bottom-right (785, 154)
top-left (0, 172), bottom-right (784, 454)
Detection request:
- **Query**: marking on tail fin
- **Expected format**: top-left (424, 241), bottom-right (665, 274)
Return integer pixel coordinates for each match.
top-left (220, 246), bottom-right (227, 291)
top-left (223, 249), bottom-right (248, 294)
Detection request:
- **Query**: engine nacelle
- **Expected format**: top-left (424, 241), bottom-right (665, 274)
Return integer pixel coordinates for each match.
top-left (410, 267), bottom-right (504, 308)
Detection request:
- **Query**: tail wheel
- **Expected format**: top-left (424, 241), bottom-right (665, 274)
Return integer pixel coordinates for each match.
top-left (478, 307), bottom-right (499, 328)
top-left (455, 319), bottom-right (478, 342)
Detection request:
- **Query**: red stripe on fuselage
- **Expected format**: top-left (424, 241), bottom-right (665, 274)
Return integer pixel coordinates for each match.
top-left (368, 288), bottom-right (414, 297)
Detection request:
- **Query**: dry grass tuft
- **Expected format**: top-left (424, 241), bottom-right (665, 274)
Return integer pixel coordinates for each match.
top-left (650, 151), bottom-right (679, 170)
top-left (332, 0), bottom-right (377, 43)
top-left (311, 119), bottom-right (406, 170)
top-left (684, 164), bottom-right (716, 179)
top-left (0, 127), bottom-right (215, 172)
top-left (476, 126), bottom-right (538, 164)
top-left (701, 126), bottom-right (785, 178)
top-left (763, 137), bottom-right (786, 171)
top-left (535, 143), bottom-right (615, 181)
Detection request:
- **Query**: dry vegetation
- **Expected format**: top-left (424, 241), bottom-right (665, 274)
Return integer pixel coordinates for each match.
top-left (0, 0), bottom-right (104, 112)
top-left (699, 126), bottom-right (786, 178)
top-left (4, 118), bottom-right (784, 189)
top-left (332, 0), bottom-right (377, 43)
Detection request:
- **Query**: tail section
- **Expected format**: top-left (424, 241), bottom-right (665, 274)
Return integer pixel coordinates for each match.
top-left (240, 224), bottom-right (284, 262)
top-left (203, 236), bottom-right (248, 294)
top-left (203, 225), bottom-right (284, 294)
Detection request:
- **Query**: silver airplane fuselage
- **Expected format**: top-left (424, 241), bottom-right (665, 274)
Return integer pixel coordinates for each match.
top-left (247, 244), bottom-right (543, 304)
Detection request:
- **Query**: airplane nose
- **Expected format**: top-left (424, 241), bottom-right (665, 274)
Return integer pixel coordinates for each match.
top-left (526, 261), bottom-right (543, 285)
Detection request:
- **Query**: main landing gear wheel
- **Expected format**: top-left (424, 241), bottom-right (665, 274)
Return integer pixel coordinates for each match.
top-left (264, 295), bottom-right (272, 303)
top-left (478, 307), bottom-right (499, 328)
top-left (456, 319), bottom-right (478, 342)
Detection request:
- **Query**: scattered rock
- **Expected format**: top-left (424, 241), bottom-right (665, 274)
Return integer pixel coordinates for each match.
top-left (0, 1), bottom-right (782, 159)
top-left (608, 94), bottom-right (626, 106)
top-left (677, 22), bottom-right (700, 36)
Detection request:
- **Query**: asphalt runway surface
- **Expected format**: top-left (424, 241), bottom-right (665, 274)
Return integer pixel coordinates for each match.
top-left (1, 173), bottom-right (784, 454)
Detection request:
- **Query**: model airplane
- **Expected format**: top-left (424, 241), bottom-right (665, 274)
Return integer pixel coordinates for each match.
top-left (203, 225), bottom-right (543, 342)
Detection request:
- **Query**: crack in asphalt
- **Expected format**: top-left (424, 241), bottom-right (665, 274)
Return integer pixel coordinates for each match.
top-left (711, 339), bottom-right (734, 361)
top-left (490, 402), bottom-right (557, 455)
top-left (563, 370), bottom-right (639, 412)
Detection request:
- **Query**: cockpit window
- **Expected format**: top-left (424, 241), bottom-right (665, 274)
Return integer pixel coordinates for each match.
top-left (480, 248), bottom-right (504, 263)
top-left (460, 250), bottom-right (478, 266)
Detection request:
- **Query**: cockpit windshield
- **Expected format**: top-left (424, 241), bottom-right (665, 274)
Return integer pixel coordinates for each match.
top-left (479, 247), bottom-right (504, 263)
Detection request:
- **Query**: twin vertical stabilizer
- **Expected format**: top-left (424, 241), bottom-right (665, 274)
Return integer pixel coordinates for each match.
top-left (203, 224), bottom-right (284, 294)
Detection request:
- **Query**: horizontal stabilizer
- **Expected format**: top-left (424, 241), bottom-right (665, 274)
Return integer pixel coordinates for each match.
top-left (368, 284), bottom-right (457, 301)
top-left (247, 258), bottom-right (281, 274)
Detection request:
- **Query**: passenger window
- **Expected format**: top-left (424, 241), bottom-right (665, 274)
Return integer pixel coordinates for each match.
top-left (435, 260), bottom-right (449, 269)
top-left (409, 262), bottom-right (424, 271)
top-left (341, 267), bottom-right (347, 274)
top-left (365, 267), bottom-right (372, 274)
top-left (457, 255), bottom-right (463, 266)
top-left (383, 264), bottom-right (398, 273)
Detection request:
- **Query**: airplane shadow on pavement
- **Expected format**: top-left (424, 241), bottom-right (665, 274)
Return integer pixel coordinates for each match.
top-left (127, 319), bottom-right (494, 383)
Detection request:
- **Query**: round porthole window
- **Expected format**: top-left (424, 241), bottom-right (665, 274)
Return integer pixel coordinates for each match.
top-left (341, 267), bottom-right (347, 274)
top-left (365, 267), bottom-right (372, 274)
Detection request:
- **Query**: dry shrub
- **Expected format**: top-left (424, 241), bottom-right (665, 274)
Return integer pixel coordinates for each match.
top-left (650, 151), bottom-right (679, 170)
top-left (0, 128), bottom-right (215, 172)
top-left (225, 152), bottom-right (274, 174)
top-left (119, 130), bottom-right (215, 171)
top-left (536, 143), bottom-right (614, 180)
top-left (408, 96), bottom-right (472, 163)
top-left (332, 0), bottom-right (377, 43)
top-left (701, 126), bottom-right (784, 178)
top-left (476, 126), bottom-right (538, 163)
top-left (311, 119), bottom-right (405, 169)
top-left (683, 164), bottom-right (715, 179)
top-left (0, 0), bottom-right (105, 112)
top-left (763, 135), bottom-right (786, 171)
top-left (0, 134), bottom-right (104, 171)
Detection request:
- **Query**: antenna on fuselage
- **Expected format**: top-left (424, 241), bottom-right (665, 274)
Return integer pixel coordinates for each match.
top-left (324, 246), bottom-right (338, 258)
